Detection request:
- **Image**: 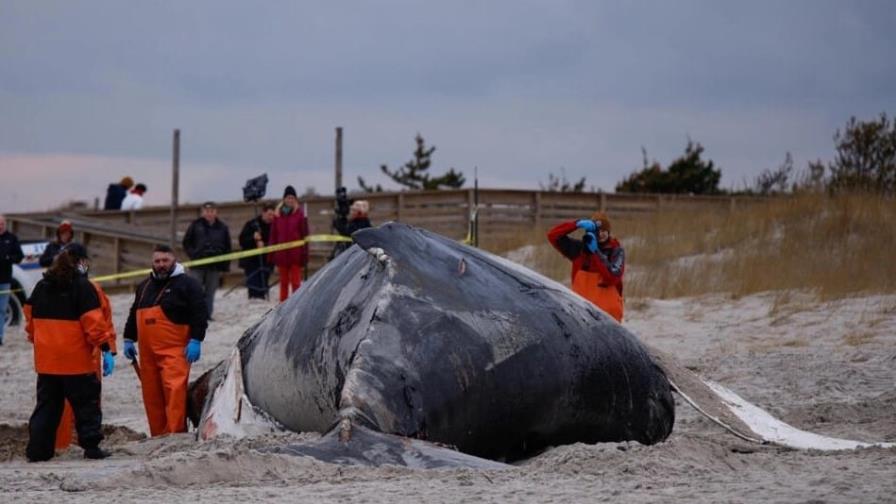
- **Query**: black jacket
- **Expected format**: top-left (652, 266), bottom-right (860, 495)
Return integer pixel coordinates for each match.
top-left (330, 217), bottom-right (372, 259)
top-left (0, 231), bottom-right (25, 284)
top-left (182, 218), bottom-right (232, 271)
top-left (38, 241), bottom-right (68, 268)
top-left (123, 268), bottom-right (208, 342)
top-left (237, 216), bottom-right (271, 268)
top-left (104, 183), bottom-right (127, 210)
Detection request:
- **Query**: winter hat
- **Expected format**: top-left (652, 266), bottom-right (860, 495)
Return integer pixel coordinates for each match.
top-left (283, 185), bottom-right (298, 198)
top-left (590, 211), bottom-right (611, 233)
top-left (58, 220), bottom-right (73, 234)
top-left (120, 176), bottom-right (135, 189)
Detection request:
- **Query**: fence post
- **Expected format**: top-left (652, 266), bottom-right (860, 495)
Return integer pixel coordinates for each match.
top-left (533, 191), bottom-right (542, 229)
top-left (113, 237), bottom-right (121, 283)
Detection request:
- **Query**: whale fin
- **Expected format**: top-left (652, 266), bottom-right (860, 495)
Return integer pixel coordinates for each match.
top-left (266, 423), bottom-right (510, 469)
top-left (647, 344), bottom-right (895, 451)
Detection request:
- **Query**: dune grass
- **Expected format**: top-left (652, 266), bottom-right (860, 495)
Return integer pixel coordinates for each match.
top-left (482, 192), bottom-right (896, 300)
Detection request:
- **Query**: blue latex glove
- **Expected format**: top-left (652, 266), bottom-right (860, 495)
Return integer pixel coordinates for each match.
top-left (123, 339), bottom-right (137, 361)
top-left (583, 232), bottom-right (599, 253)
top-left (184, 339), bottom-right (202, 364)
top-left (576, 219), bottom-right (599, 233)
top-left (102, 351), bottom-right (115, 377)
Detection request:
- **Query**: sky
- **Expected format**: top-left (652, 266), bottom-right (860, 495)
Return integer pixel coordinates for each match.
top-left (1, 0), bottom-right (894, 212)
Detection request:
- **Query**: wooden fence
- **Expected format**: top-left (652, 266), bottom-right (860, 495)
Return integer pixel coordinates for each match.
top-left (6, 189), bottom-right (756, 289)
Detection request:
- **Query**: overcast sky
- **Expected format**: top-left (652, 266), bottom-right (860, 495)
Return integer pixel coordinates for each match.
top-left (1, 0), bottom-right (893, 212)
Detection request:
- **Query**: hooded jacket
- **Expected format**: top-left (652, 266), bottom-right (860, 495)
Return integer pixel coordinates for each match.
top-left (25, 273), bottom-right (113, 374)
top-left (123, 263), bottom-right (209, 342)
top-left (268, 206), bottom-right (309, 267)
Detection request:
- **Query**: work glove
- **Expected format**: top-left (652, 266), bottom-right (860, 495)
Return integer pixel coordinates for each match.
top-left (184, 339), bottom-right (202, 364)
top-left (102, 351), bottom-right (115, 377)
top-left (583, 232), bottom-right (599, 254)
top-left (123, 339), bottom-right (137, 361)
top-left (576, 219), bottom-right (599, 233)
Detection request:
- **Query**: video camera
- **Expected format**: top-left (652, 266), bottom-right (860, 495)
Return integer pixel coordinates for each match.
top-left (334, 186), bottom-right (353, 222)
top-left (242, 174), bottom-right (269, 203)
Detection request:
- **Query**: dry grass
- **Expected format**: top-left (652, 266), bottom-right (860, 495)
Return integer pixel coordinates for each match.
top-left (482, 192), bottom-right (896, 300)
top-left (842, 332), bottom-right (876, 347)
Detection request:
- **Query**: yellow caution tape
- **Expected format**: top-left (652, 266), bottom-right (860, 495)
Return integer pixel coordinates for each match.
top-left (90, 234), bottom-right (351, 283)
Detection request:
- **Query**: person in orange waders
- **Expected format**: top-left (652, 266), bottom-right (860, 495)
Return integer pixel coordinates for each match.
top-left (54, 245), bottom-right (118, 452)
top-left (547, 212), bottom-right (625, 322)
top-left (24, 244), bottom-right (116, 461)
top-left (122, 244), bottom-right (208, 436)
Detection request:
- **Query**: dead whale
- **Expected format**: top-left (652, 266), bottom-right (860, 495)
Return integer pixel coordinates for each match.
top-left (190, 222), bottom-right (675, 465)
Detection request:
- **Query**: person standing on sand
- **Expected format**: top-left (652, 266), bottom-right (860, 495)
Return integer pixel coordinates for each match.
top-left (0, 214), bottom-right (24, 346)
top-left (547, 211), bottom-right (625, 322)
top-left (39, 220), bottom-right (76, 267)
top-left (238, 203), bottom-right (275, 300)
top-left (122, 245), bottom-right (207, 437)
top-left (24, 244), bottom-right (116, 461)
top-left (51, 244), bottom-right (118, 453)
top-left (268, 186), bottom-right (309, 302)
top-left (182, 201), bottom-right (231, 319)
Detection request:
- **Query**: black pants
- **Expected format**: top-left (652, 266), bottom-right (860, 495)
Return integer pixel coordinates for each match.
top-left (244, 262), bottom-right (270, 299)
top-left (26, 373), bottom-right (103, 461)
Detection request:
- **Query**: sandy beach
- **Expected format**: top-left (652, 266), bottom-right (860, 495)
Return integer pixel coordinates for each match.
top-left (2, 287), bottom-right (894, 503)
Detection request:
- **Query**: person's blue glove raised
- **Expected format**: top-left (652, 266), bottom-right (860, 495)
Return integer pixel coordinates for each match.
top-left (576, 219), bottom-right (598, 233)
top-left (583, 232), bottom-right (599, 253)
top-left (123, 339), bottom-right (137, 361)
top-left (102, 351), bottom-right (115, 377)
top-left (184, 339), bottom-right (202, 364)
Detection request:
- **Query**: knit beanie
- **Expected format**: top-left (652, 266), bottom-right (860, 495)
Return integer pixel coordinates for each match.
top-left (283, 185), bottom-right (297, 198)
top-left (590, 211), bottom-right (611, 233)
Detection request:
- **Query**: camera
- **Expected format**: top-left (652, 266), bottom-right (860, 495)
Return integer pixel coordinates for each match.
top-left (243, 174), bottom-right (269, 203)
top-left (334, 186), bottom-right (353, 222)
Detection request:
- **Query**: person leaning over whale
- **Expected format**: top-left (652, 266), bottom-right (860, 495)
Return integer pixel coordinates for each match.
top-left (123, 244), bottom-right (208, 436)
top-left (547, 211), bottom-right (625, 322)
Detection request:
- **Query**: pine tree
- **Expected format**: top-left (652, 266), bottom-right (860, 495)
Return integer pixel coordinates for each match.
top-left (380, 133), bottom-right (465, 190)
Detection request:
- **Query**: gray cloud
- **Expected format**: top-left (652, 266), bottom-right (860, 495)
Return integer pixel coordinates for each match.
top-left (1, 0), bottom-right (894, 212)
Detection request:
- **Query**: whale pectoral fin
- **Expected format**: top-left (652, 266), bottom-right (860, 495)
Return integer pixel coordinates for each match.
top-left (646, 344), bottom-right (895, 451)
top-left (266, 423), bottom-right (510, 469)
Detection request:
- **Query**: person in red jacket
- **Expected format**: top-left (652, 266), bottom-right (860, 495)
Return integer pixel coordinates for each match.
top-left (24, 244), bottom-right (116, 461)
top-left (547, 211), bottom-right (625, 322)
top-left (268, 185), bottom-right (309, 302)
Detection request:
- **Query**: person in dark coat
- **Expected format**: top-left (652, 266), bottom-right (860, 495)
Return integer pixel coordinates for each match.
top-left (103, 176), bottom-right (134, 210)
top-left (0, 214), bottom-right (25, 345)
top-left (331, 200), bottom-right (372, 259)
top-left (238, 203), bottom-right (275, 300)
top-left (182, 202), bottom-right (231, 319)
top-left (39, 221), bottom-right (75, 268)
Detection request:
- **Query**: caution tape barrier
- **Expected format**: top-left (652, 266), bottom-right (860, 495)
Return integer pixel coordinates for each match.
top-left (0, 234), bottom-right (352, 293)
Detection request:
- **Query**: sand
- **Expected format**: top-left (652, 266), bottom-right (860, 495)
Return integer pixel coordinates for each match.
top-left (1, 287), bottom-right (894, 503)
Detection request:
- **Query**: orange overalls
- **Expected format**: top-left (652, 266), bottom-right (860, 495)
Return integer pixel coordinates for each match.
top-left (135, 281), bottom-right (192, 436)
top-left (572, 269), bottom-right (624, 323)
top-left (54, 280), bottom-right (116, 451)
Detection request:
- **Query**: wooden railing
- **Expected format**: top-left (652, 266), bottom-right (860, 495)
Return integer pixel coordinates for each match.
top-left (6, 189), bottom-right (758, 289)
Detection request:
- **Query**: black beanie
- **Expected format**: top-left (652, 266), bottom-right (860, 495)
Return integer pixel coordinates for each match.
top-left (284, 185), bottom-right (297, 198)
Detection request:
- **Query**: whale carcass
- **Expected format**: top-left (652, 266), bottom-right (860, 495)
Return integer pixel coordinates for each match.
top-left (189, 222), bottom-right (675, 465)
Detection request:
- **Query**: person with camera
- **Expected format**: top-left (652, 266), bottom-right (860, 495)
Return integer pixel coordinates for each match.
top-left (0, 214), bottom-right (24, 346)
top-left (268, 186), bottom-right (309, 302)
top-left (238, 203), bottom-right (275, 300)
top-left (182, 202), bottom-right (231, 319)
top-left (547, 211), bottom-right (625, 322)
top-left (331, 199), bottom-right (372, 259)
